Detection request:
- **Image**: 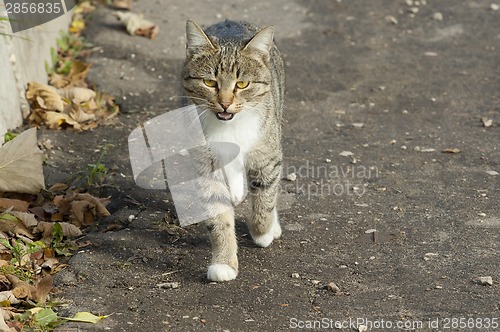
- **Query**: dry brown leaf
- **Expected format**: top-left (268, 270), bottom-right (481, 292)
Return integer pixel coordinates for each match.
top-left (58, 193), bottom-right (111, 217)
top-left (0, 291), bottom-right (20, 305)
top-left (0, 128), bottom-right (45, 194)
top-left (442, 148), bottom-right (461, 154)
top-left (58, 87), bottom-right (96, 104)
top-left (45, 111), bottom-right (82, 130)
top-left (7, 211), bottom-right (38, 228)
top-left (69, 200), bottom-right (96, 227)
top-left (69, 106), bottom-right (96, 123)
top-left (49, 73), bottom-right (69, 88)
top-left (0, 198), bottom-right (29, 212)
top-left (0, 214), bottom-right (33, 239)
top-left (35, 274), bottom-right (53, 304)
top-left (40, 257), bottom-right (59, 271)
top-left (0, 309), bottom-right (16, 332)
top-left (68, 60), bottom-right (91, 82)
top-left (48, 183), bottom-right (69, 192)
top-left (6, 275), bottom-right (34, 300)
top-left (35, 221), bottom-right (82, 239)
top-left (114, 11), bottom-right (159, 39)
top-left (26, 82), bottom-right (64, 112)
top-left (111, 0), bottom-right (131, 10)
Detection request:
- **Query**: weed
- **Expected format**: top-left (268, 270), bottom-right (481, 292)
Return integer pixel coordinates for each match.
top-left (86, 145), bottom-right (110, 186)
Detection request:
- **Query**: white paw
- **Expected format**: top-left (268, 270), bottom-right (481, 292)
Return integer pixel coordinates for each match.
top-left (229, 179), bottom-right (246, 205)
top-left (207, 264), bottom-right (237, 282)
top-left (252, 217), bottom-right (282, 248)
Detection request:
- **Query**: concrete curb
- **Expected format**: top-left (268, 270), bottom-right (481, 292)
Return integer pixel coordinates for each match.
top-left (0, 1), bottom-right (71, 141)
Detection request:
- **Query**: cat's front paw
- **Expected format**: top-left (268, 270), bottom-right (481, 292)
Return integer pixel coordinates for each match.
top-left (229, 179), bottom-right (246, 205)
top-left (207, 264), bottom-right (238, 282)
top-left (252, 220), bottom-right (282, 248)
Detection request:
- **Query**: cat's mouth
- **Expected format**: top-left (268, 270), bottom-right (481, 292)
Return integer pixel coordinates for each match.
top-left (216, 111), bottom-right (235, 121)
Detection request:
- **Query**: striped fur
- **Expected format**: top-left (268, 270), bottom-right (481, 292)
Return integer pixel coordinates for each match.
top-left (182, 20), bottom-right (285, 281)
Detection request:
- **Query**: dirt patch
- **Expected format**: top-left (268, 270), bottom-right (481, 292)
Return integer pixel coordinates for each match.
top-left (36, 0), bottom-right (500, 331)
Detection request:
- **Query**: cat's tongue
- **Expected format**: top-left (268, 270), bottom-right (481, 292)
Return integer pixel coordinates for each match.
top-left (216, 111), bottom-right (235, 121)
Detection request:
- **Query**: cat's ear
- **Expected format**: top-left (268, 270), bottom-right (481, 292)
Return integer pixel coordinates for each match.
top-left (186, 20), bottom-right (217, 54)
top-left (243, 26), bottom-right (274, 57)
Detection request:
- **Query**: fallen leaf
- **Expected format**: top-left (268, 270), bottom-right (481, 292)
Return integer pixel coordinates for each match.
top-left (64, 311), bottom-right (110, 324)
top-left (0, 291), bottom-right (20, 305)
top-left (57, 193), bottom-right (110, 228)
top-left (35, 274), bottom-right (53, 304)
top-left (0, 308), bottom-right (15, 332)
top-left (34, 221), bottom-right (82, 239)
top-left (6, 274), bottom-right (34, 299)
top-left (69, 106), bottom-right (96, 123)
top-left (114, 11), bottom-right (159, 39)
top-left (34, 307), bottom-right (58, 326)
top-left (0, 128), bottom-right (45, 194)
top-left (69, 19), bottom-right (85, 34)
top-left (7, 211), bottom-right (38, 228)
top-left (110, 0), bottom-right (131, 10)
top-left (49, 73), bottom-right (69, 88)
top-left (68, 60), bottom-right (91, 83)
top-left (58, 87), bottom-right (96, 104)
top-left (442, 148), bottom-right (461, 154)
top-left (0, 198), bottom-right (29, 212)
top-left (26, 82), bottom-right (64, 112)
top-left (45, 111), bottom-right (82, 130)
top-left (48, 183), bottom-right (69, 192)
top-left (40, 257), bottom-right (59, 271)
top-left (0, 213), bottom-right (33, 238)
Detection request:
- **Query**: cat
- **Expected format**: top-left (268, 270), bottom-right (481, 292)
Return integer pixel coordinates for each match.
top-left (182, 19), bottom-right (285, 281)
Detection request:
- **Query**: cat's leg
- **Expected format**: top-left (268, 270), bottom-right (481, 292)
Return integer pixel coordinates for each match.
top-left (222, 154), bottom-right (247, 205)
top-left (247, 163), bottom-right (282, 248)
top-left (206, 209), bottom-right (238, 281)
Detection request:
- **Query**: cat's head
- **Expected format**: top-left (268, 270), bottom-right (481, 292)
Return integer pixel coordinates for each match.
top-left (182, 20), bottom-right (274, 121)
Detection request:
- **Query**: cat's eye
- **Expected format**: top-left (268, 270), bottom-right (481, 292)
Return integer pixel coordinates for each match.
top-left (235, 81), bottom-right (250, 89)
top-left (203, 79), bottom-right (217, 88)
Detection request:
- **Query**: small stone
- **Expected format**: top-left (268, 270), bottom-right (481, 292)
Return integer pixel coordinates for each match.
top-left (352, 123), bottom-right (364, 128)
top-left (486, 170), bottom-right (498, 176)
top-left (435, 285), bottom-right (442, 289)
top-left (311, 280), bottom-right (321, 285)
top-left (291, 273), bottom-right (300, 279)
top-left (478, 276), bottom-right (493, 286)
top-left (401, 145), bottom-right (407, 150)
top-left (326, 282), bottom-right (341, 293)
top-left (339, 151), bottom-right (354, 157)
top-left (128, 215), bottom-right (136, 222)
top-left (364, 229), bottom-right (376, 234)
top-left (339, 265), bottom-right (348, 269)
top-left (358, 325), bottom-right (368, 332)
top-left (178, 149), bottom-right (189, 156)
top-left (491, 3), bottom-right (499, 11)
top-left (405, 0), bottom-right (413, 5)
top-left (319, 217), bottom-right (327, 221)
top-left (409, 7), bottom-right (419, 13)
top-left (286, 172), bottom-right (297, 181)
top-left (385, 15), bottom-right (398, 25)
top-left (432, 12), bottom-right (443, 20)
top-left (157, 282), bottom-right (180, 289)
top-left (478, 212), bottom-right (487, 217)
top-left (325, 158), bottom-right (332, 163)
top-left (402, 109), bottom-right (409, 114)
top-left (481, 117), bottom-right (493, 127)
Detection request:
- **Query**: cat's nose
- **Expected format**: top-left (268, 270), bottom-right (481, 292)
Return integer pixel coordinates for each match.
top-left (219, 101), bottom-right (232, 111)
